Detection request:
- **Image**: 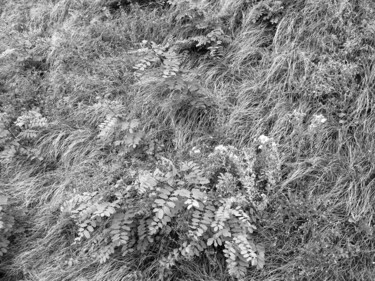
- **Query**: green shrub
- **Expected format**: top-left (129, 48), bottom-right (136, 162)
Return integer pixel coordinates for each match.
top-left (0, 195), bottom-right (14, 258)
top-left (63, 140), bottom-right (280, 279)
top-left (0, 110), bottom-right (47, 165)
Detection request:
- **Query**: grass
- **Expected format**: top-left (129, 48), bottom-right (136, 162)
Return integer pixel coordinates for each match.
top-left (1, 0), bottom-right (375, 280)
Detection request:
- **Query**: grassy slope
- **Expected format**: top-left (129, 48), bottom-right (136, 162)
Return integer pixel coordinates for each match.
top-left (1, 0), bottom-right (375, 280)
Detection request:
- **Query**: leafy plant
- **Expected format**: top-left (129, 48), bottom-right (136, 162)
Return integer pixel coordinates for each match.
top-left (0, 195), bottom-right (14, 258)
top-left (15, 110), bottom-right (48, 140)
top-left (97, 113), bottom-right (144, 153)
top-left (249, 0), bottom-right (284, 25)
top-left (63, 141), bottom-right (281, 279)
top-left (0, 110), bottom-right (47, 164)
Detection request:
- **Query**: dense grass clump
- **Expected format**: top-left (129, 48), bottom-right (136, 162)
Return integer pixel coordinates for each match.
top-left (1, 0), bottom-right (375, 280)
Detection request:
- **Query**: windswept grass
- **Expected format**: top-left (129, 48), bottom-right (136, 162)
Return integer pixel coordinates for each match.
top-left (1, 0), bottom-right (375, 280)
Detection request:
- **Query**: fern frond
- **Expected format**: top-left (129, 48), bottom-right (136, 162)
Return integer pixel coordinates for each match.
top-left (15, 110), bottom-right (48, 129)
top-left (98, 115), bottom-right (118, 140)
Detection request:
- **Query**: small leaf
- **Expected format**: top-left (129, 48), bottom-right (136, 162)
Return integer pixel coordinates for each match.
top-left (192, 200), bottom-right (200, 209)
top-left (197, 228), bottom-right (204, 236)
top-left (158, 193), bottom-right (169, 200)
top-left (163, 206), bottom-right (171, 216)
top-left (199, 224), bottom-right (208, 231)
top-left (222, 228), bottom-right (232, 237)
top-left (217, 238), bottom-right (222, 246)
top-left (191, 189), bottom-right (206, 199)
top-left (107, 206), bottom-right (116, 214)
top-left (251, 258), bottom-right (257, 266)
top-left (229, 245), bottom-right (236, 253)
top-left (0, 196), bottom-right (7, 205)
top-left (83, 230), bottom-right (90, 239)
top-left (154, 199), bottom-right (165, 205)
top-left (163, 214), bottom-right (172, 223)
top-left (174, 189), bottom-right (190, 198)
top-left (166, 201), bottom-right (175, 208)
top-left (157, 209), bottom-right (164, 219)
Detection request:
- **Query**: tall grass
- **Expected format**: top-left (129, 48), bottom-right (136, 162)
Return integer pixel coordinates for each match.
top-left (1, 0), bottom-right (375, 280)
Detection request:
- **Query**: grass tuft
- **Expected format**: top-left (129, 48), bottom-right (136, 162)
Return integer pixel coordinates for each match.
top-left (1, 0), bottom-right (375, 280)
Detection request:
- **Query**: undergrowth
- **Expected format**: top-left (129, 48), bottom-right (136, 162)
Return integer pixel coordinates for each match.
top-left (1, 0), bottom-right (375, 280)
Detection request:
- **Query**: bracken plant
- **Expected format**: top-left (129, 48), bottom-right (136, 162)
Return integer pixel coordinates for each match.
top-left (62, 138), bottom-right (280, 279)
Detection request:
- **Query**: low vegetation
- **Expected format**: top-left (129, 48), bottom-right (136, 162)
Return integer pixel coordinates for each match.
top-left (1, 0), bottom-right (375, 280)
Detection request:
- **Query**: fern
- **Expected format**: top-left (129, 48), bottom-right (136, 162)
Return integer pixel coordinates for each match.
top-left (15, 110), bottom-right (48, 130)
top-left (18, 129), bottom-right (39, 140)
top-left (162, 49), bottom-right (182, 78)
top-left (136, 217), bottom-right (152, 252)
top-left (15, 110), bottom-right (48, 143)
top-left (0, 114), bottom-right (15, 163)
top-left (149, 186), bottom-right (177, 236)
top-left (109, 212), bottom-right (135, 251)
top-left (0, 195), bottom-right (13, 258)
top-left (137, 170), bottom-right (159, 194)
top-left (0, 114), bottom-right (11, 144)
top-left (132, 23), bottom-right (231, 82)
top-left (64, 142), bottom-right (279, 277)
top-left (180, 161), bottom-right (210, 186)
top-left (249, 0), bottom-right (284, 25)
top-left (0, 111), bottom-right (46, 163)
top-left (98, 115), bottom-right (118, 141)
top-left (98, 114), bottom-right (144, 149)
